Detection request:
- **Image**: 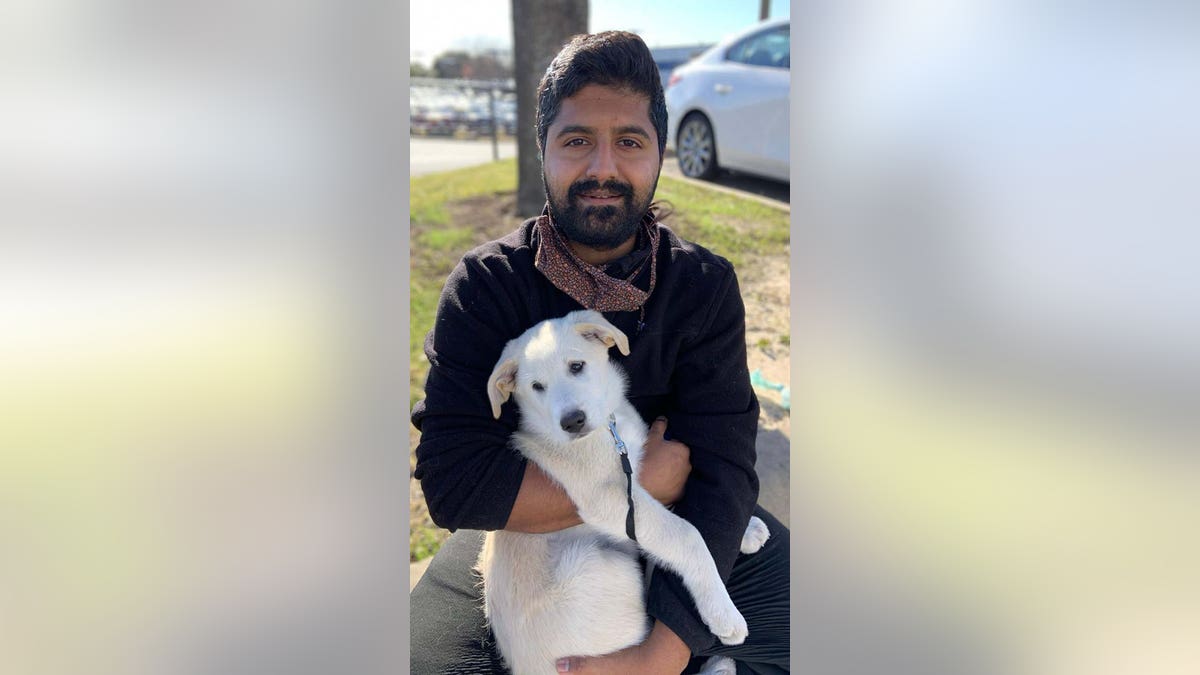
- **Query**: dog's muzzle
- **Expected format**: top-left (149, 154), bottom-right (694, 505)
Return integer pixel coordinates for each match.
top-left (560, 409), bottom-right (587, 435)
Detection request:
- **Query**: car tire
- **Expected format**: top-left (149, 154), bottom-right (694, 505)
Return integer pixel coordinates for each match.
top-left (677, 112), bottom-right (719, 180)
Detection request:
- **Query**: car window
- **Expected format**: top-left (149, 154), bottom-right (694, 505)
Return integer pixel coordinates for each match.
top-left (725, 26), bottom-right (790, 69)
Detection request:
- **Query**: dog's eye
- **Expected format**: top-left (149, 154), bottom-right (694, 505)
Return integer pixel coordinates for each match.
top-left (569, 361), bottom-right (585, 375)
top-left (531, 382), bottom-right (545, 392)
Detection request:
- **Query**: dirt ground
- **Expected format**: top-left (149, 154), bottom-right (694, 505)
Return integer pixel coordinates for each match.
top-left (409, 197), bottom-right (791, 565)
top-left (735, 253), bottom-right (792, 528)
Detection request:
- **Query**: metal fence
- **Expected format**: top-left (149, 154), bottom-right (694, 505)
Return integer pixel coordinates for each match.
top-left (410, 77), bottom-right (517, 161)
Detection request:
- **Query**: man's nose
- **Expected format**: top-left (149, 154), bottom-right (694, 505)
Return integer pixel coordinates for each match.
top-left (560, 409), bottom-right (587, 434)
top-left (586, 143), bottom-right (618, 182)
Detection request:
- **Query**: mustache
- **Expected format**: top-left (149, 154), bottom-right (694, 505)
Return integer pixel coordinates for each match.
top-left (568, 179), bottom-right (633, 200)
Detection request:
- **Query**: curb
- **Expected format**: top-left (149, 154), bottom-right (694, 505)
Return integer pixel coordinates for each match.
top-left (657, 150), bottom-right (787, 211)
top-left (658, 165), bottom-right (790, 213)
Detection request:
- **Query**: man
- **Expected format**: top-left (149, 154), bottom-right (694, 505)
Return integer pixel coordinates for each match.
top-left (410, 31), bottom-right (789, 674)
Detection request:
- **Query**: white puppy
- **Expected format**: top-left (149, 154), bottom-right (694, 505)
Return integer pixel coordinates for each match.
top-left (479, 310), bottom-right (770, 675)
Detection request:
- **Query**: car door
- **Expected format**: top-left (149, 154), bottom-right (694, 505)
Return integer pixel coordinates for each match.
top-left (705, 25), bottom-right (790, 180)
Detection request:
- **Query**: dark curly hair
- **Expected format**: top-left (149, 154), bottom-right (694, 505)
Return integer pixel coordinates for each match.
top-left (536, 31), bottom-right (668, 159)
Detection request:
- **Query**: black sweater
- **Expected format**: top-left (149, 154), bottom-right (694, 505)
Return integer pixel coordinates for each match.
top-left (411, 217), bottom-right (760, 653)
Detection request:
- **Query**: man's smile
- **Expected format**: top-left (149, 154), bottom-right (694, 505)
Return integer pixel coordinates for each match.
top-left (578, 192), bottom-right (624, 205)
top-left (570, 180), bottom-right (633, 210)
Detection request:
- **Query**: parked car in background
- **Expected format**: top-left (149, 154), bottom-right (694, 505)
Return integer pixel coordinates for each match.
top-left (650, 44), bottom-right (714, 94)
top-left (409, 80), bottom-right (517, 138)
top-left (665, 18), bottom-right (790, 182)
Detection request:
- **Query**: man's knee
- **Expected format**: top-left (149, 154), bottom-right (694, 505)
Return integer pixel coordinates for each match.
top-left (410, 531), bottom-right (504, 672)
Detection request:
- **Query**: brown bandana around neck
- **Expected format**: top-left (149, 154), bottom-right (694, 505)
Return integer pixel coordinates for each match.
top-left (534, 205), bottom-right (660, 314)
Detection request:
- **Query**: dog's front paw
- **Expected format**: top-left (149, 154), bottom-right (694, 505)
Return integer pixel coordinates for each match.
top-left (701, 598), bottom-right (749, 645)
top-left (739, 515), bottom-right (770, 554)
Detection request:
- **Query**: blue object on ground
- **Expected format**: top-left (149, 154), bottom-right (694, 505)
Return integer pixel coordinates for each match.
top-left (750, 369), bottom-right (790, 410)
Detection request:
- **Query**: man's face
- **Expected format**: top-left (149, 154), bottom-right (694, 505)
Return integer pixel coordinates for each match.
top-left (542, 83), bottom-right (662, 251)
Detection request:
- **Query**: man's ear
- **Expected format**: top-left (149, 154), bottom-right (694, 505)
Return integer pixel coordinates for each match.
top-left (572, 312), bottom-right (630, 356)
top-left (487, 357), bottom-right (519, 418)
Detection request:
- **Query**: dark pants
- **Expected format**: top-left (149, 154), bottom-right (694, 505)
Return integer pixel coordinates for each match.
top-left (410, 505), bottom-right (790, 674)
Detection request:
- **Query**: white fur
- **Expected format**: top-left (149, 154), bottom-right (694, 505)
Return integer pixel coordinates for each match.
top-left (698, 656), bottom-right (739, 674)
top-left (478, 310), bottom-right (770, 674)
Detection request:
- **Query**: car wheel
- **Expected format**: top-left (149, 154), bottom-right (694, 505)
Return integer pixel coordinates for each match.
top-left (677, 113), bottom-right (719, 180)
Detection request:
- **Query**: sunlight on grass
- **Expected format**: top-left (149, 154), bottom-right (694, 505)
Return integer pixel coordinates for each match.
top-left (409, 160), bottom-right (519, 408)
top-left (654, 175), bottom-right (789, 269)
top-left (410, 159), bottom-right (517, 226)
top-left (417, 226), bottom-right (476, 252)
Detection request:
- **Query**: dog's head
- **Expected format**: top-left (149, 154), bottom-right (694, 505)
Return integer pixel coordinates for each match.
top-left (487, 310), bottom-right (630, 441)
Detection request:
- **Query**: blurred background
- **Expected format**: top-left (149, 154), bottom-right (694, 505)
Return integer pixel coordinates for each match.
top-left (2, 0), bottom-right (1198, 674)
top-left (791, 2), bottom-right (1200, 674)
top-left (1, 1), bottom-right (409, 673)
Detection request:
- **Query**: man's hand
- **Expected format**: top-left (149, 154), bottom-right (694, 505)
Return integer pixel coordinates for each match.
top-left (504, 463), bottom-right (584, 533)
top-left (556, 620), bottom-right (691, 673)
top-left (639, 417), bottom-right (691, 506)
top-left (504, 418), bottom-right (690, 533)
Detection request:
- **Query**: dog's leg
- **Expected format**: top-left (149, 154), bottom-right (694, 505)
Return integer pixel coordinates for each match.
top-left (740, 515), bottom-right (770, 554)
top-left (529, 424), bottom-right (757, 645)
top-left (580, 488), bottom-right (750, 645)
top-left (698, 656), bottom-right (738, 675)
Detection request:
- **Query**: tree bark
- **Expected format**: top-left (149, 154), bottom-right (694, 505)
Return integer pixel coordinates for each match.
top-left (511, 0), bottom-right (588, 217)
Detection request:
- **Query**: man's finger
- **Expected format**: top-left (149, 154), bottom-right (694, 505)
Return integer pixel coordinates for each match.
top-left (648, 416), bottom-right (668, 439)
top-left (556, 656), bottom-right (582, 672)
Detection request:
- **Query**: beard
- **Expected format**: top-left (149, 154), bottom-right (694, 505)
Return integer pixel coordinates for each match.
top-left (544, 175), bottom-right (657, 250)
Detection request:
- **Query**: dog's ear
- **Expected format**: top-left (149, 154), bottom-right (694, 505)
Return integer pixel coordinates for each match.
top-left (573, 315), bottom-right (630, 356)
top-left (486, 357), bottom-right (518, 418)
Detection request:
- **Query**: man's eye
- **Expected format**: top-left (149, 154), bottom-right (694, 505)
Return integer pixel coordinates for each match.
top-left (531, 382), bottom-right (545, 392)
top-left (569, 362), bottom-right (585, 375)
top-left (565, 138), bottom-right (588, 147)
top-left (619, 139), bottom-right (641, 148)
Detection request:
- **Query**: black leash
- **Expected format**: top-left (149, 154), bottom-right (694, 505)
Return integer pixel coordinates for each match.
top-left (606, 413), bottom-right (637, 542)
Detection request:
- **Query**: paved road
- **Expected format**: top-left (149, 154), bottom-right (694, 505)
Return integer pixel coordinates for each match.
top-left (410, 137), bottom-right (517, 176)
top-left (660, 150), bottom-right (790, 209)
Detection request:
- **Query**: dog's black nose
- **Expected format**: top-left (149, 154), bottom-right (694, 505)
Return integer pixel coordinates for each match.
top-left (560, 410), bottom-right (587, 434)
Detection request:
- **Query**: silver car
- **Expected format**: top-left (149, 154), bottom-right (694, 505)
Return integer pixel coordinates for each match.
top-left (665, 18), bottom-right (790, 182)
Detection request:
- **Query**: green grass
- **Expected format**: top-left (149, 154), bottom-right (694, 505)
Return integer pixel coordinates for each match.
top-left (653, 175), bottom-right (790, 269)
top-left (410, 159), bottom-right (517, 226)
top-left (410, 523), bottom-right (448, 563)
top-left (409, 159), bottom-right (520, 406)
top-left (417, 226), bottom-right (477, 252)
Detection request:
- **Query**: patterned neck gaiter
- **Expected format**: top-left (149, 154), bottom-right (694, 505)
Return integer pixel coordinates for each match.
top-left (533, 205), bottom-right (660, 313)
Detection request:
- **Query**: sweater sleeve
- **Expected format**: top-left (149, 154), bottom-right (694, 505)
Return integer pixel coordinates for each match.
top-left (410, 255), bottom-right (530, 532)
top-left (644, 266), bottom-right (761, 653)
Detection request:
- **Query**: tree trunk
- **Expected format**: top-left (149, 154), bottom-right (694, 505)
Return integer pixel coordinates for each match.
top-left (511, 0), bottom-right (588, 218)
